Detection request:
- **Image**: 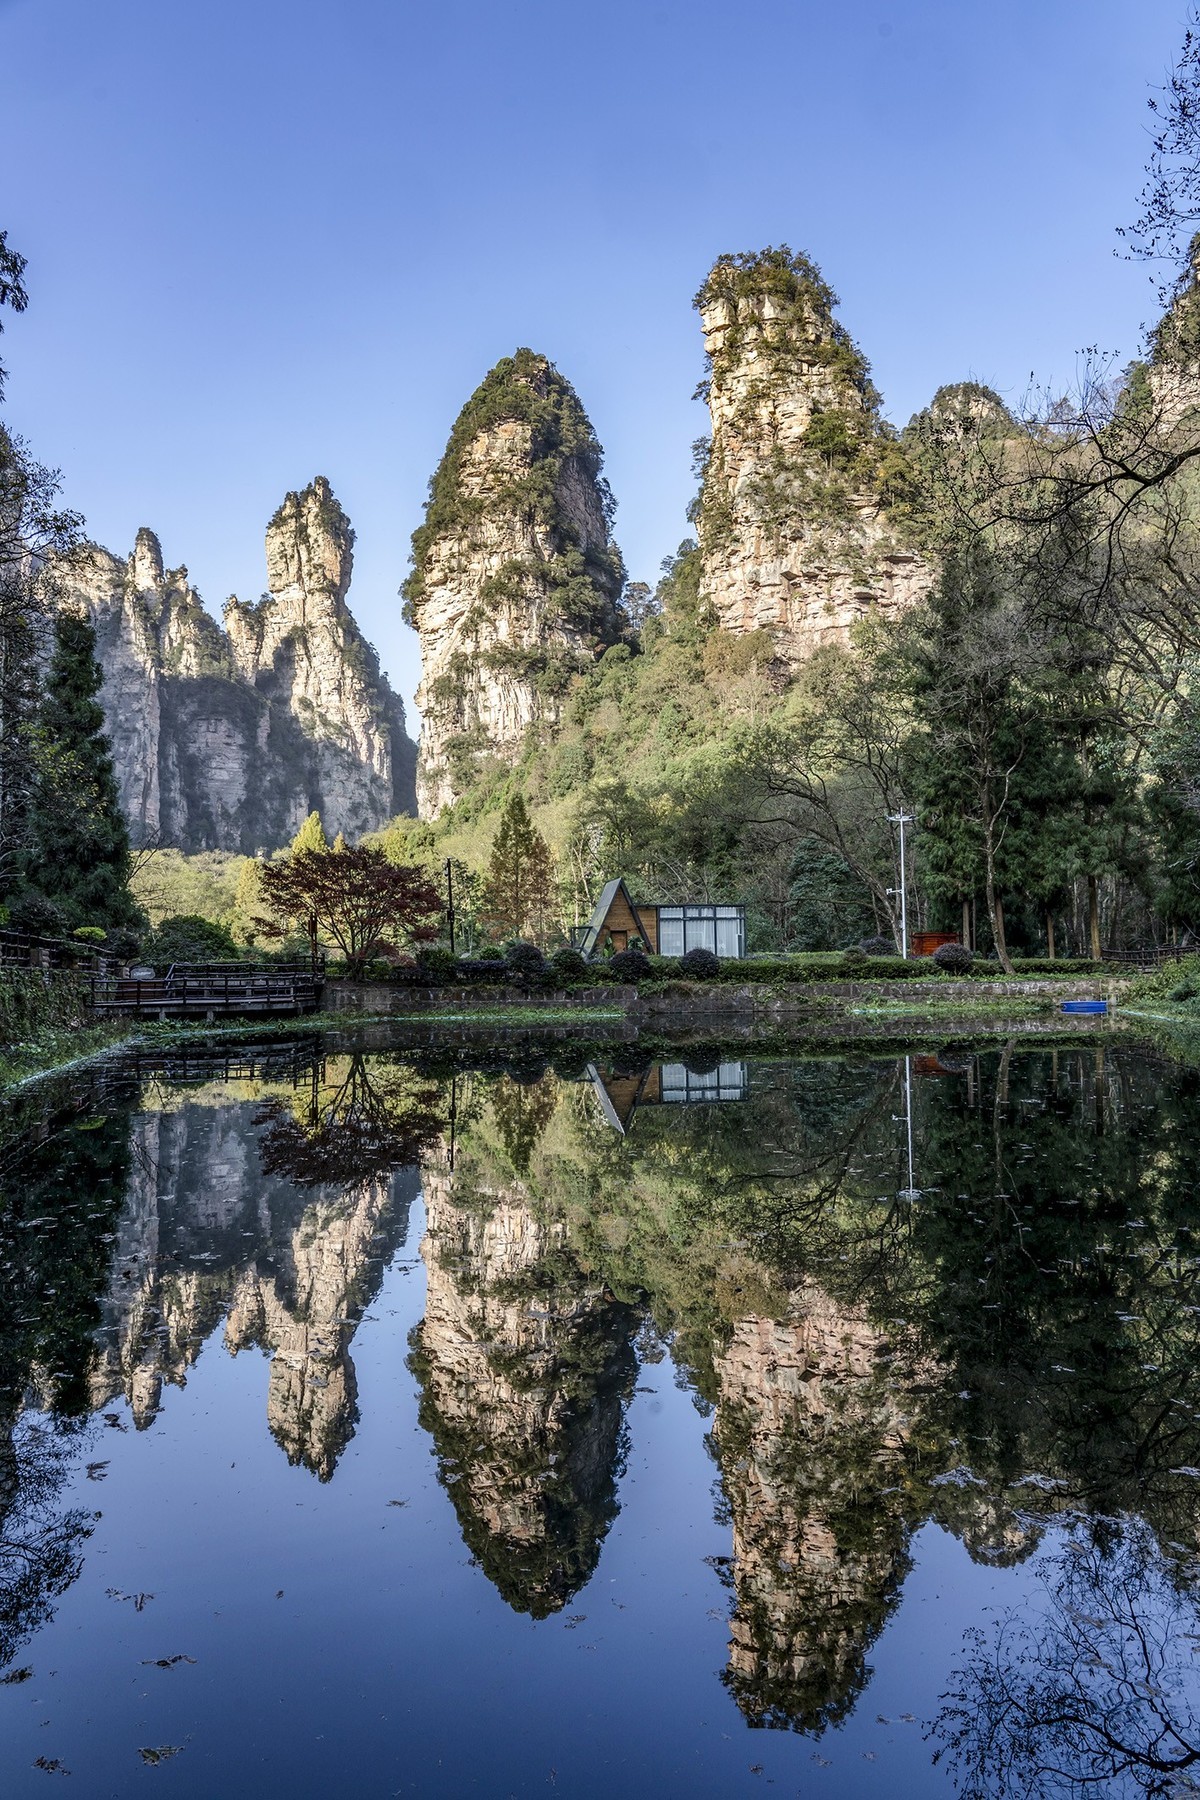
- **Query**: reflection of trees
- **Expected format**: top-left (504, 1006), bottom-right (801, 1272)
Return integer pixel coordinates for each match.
top-left (491, 1075), bottom-right (557, 1176)
top-left (0, 1074), bottom-right (136, 1671)
top-left (934, 1519), bottom-right (1200, 1799)
top-left (0, 1420), bottom-right (95, 1673)
top-left (256, 1054), bottom-right (445, 1190)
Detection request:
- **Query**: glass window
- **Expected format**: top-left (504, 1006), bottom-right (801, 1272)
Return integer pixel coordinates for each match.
top-left (655, 905), bottom-right (744, 958)
top-left (660, 1062), bottom-right (749, 1103)
top-left (658, 908), bottom-right (684, 956)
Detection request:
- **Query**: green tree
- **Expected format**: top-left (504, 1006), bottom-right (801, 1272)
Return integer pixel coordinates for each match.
top-left (25, 612), bottom-right (141, 935)
top-left (291, 810), bottom-right (328, 855)
top-left (480, 795), bottom-right (555, 943)
top-left (229, 856), bottom-right (265, 944)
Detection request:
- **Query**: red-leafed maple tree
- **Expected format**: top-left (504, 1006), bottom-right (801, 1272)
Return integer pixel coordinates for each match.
top-left (257, 844), bottom-right (443, 976)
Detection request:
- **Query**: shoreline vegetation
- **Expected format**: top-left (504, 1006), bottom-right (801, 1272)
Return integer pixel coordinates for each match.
top-left (1, 964), bottom-right (1194, 1093)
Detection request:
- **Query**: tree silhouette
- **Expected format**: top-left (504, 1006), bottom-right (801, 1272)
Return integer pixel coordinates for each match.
top-left (933, 1519), bottom-right (1200, 1799)
top-left (256, 1054), bottom-right (446, 1190)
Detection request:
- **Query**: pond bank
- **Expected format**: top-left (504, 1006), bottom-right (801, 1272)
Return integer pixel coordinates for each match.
top-left (0, 978), bottom-right (1137, 1093)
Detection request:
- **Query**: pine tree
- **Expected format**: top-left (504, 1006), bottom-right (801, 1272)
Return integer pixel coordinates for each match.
top-left (229, 857), bottom-right (266, 945)
top-left (480, 795), bottom-right (554, 943)
top-left (26, 611), bottom-right (140, 934)
top-left (291, 810), bottom-right (329, 855)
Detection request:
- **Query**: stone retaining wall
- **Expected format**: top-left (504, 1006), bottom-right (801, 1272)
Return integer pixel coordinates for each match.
top-left (322, 976), bottom-right (1127, 1017)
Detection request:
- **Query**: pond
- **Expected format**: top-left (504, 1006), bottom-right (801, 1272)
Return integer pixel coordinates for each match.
top-left (0, 1031), bottom-right (1199, 1796)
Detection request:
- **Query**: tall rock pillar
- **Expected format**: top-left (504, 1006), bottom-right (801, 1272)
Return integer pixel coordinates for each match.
top-left (404, 349), bottom-right (626, 817)
top-left (695, 248), bottom-right (930, 666)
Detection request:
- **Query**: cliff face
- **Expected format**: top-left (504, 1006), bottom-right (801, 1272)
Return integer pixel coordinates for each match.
top-left (87, 1088), bottom-right (417, 1477)
top-left (713, 1283), bottom-right (936, 1731)
top-left (413, 1148), bottom-right (637, 1615)
top-left (404, 349), bottom-right (627, 817)
top-left (55, 478), bottom-right (416, 850)
top-left (695, 250), bottom-right (932, 667)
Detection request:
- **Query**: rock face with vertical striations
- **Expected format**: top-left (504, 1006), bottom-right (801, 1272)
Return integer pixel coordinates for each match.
top-left (712, 1283), bottom-right (937, 1731)
top-left (54, 478), bottom-right (416, 850)
top-left (412, 1141), bottom-right (637, 1615)
top-left (695, 249), bottom-right (932, 667)
top-left (404, 349), bottom-right (627, 817)
top-left (87, 1078), bottom-right (417, 1477)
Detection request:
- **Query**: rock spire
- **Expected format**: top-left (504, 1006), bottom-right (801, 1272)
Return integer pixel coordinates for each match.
top-left (694, 247), bottom-right (931, 665)
top-left (404, 348), bottom-right (627, 817)
top-left (54, 477), bottom-right (416, 850)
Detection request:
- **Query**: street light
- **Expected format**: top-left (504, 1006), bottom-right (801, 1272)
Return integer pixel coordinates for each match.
top-left (887, 812), bottom-right (915, 958)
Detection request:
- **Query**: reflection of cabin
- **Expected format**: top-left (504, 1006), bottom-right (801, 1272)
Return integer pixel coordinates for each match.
top-left (575, 878), bottom-right (746, 958)
top-left (586, 1061), bottom-right (748, 1133)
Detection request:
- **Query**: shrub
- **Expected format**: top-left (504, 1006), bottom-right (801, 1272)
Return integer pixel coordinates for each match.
top-left (504, 941), bottom-right (548, 983)
top-left (607, 947), bottom-right (652, 981)
top-left (679, 946), bottom-right (720, 979)
top-left (72, 925), bottom-right (107, 944)
top-left (7, 892), bottom-right (66, 939)
top-left (549, 946), bottom-right (588, 984)
top-left (416, 944), bottom-right (458, 985)
top-left (457, 957), bottom-right (510, 984)
top-left (859, 935), bottom-right (897, 957)
top-left (932, 942), bottom-right (975, 973)
top-left (144, 913), bottom-right (240, 968)
top-left (840, 946), bottom-right (870, 968)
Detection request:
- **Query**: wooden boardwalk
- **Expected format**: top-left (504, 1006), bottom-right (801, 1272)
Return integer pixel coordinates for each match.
top-left (88, 962), bottom-right (321, 1021)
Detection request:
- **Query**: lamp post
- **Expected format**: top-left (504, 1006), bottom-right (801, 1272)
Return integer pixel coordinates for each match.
top-left (887, 812), bottom-right (915, 958)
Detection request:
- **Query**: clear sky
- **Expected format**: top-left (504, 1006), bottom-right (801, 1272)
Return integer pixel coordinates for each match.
top-left (1, 0), bottom-right (1190, 722)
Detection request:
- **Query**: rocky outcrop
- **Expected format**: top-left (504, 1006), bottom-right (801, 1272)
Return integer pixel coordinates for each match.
top-left (695, 249), bottom-right (932, 667)
top-left (404, 350), bottom-right (627, 816)
top-left (412, 1148), bottom-right (637, 1614)
top-left (54, 479), bottom-right (416, 850)
top-left (87, 1083), bottom-right (417, 1477)
top-left (713, 1283), bottom-right (937, 1731)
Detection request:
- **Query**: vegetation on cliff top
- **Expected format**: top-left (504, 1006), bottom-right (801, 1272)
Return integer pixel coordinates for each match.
top-left (402, 347), bottom-right (626, 632)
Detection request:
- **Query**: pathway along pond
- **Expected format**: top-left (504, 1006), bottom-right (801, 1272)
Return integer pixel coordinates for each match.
top-left (0, 1031), bottom-right (1199, 1796)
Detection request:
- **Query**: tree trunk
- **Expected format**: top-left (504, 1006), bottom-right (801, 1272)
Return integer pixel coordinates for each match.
top-left (961, 896), bottom-right (971, 951)
top-left (1087, 874), bottom-right (1102, 961)
top-left (1045, 910), bottom-right (1056, 960)
top-left (984, 822), bottom-right (1015, 974)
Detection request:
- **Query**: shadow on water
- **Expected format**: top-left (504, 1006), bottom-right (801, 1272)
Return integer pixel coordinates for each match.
top-left (0, 1031), bottom-right (1199, 1788)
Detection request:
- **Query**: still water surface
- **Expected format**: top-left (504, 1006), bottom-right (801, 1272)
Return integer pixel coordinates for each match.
top-left (0, 1035), bottom-right (1198, 1796)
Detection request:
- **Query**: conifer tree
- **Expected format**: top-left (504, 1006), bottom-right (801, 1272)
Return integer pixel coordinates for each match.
top-left (481, 795), bottom-right (555, 943)
top-left (26, 611), bottom-right (140, 934)
top-left (291, 810), bottom-right (328, 855)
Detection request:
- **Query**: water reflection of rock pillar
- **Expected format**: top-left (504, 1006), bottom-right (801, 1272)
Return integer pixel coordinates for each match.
top-left (225, 1177), bottom-right (399, 1480)
top-left (413, 1147), bottom-right (637, 1617)
top-left (713, 1283), bottom-right (932, 1732)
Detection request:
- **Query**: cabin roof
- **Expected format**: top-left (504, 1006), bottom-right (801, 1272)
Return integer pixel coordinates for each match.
top-left (578, 878), bottom-right (653, 956)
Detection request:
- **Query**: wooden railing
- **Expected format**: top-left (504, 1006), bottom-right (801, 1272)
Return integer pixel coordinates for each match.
top-left (1102, 945), bottom-right (1196, 968)
top-left (88, 960), bottom-right (321, 1019)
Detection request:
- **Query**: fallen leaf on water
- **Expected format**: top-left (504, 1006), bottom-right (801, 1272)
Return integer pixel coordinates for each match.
top-left (139, 1656), bottom-right (195, 1670)
top-left (138, 1746), bottom-right (182, 1766)
top-left (85, 1463), bottom-right (109, 1481)
top-left (33, 1756), bottom-right (69, 1774)
top-left (1, 1666), bottom-right (32, 1684)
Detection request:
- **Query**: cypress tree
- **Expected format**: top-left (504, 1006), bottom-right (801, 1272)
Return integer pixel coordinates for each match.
top-left (480, 795), bottom-right (554, 943)
top-left (26, 611), bottom-right (140, 933)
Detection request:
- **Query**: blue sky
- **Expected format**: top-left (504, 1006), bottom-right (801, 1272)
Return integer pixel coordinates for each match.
top-left (1, 0), bottom-right (1190, 719)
